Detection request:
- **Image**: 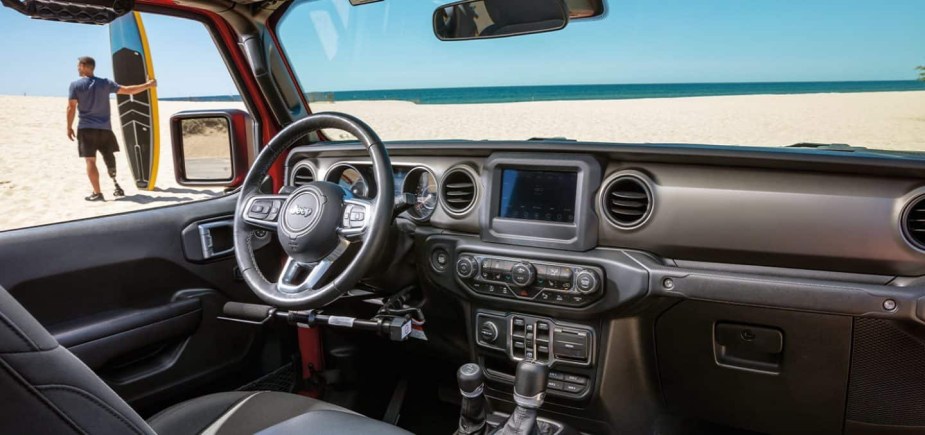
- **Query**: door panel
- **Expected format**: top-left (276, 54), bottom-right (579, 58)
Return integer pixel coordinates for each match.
top-left (0, 194), bottom-right (281, 413)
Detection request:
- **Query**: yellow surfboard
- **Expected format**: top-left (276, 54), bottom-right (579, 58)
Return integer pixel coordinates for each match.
top-left (110, 12), bottom-right (159, 190)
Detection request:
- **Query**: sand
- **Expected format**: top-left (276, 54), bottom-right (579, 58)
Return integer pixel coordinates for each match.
top-left (1, 91), bottom-right (923, 231)
top-left (313, 91), bottom-right (925, 149)
top-left (0, 97), bottom-right (245, 231)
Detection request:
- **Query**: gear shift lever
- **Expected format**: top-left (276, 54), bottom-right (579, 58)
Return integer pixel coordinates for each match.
top-left (493, 360), bottom-right (551, 435)
top-left (512, 361), bottom-right (548, 409)
top-left (456, 363), bottom-right (487, 435)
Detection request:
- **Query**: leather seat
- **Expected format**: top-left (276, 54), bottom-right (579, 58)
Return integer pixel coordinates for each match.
top-left (0, 285), bottom-right (410, 435)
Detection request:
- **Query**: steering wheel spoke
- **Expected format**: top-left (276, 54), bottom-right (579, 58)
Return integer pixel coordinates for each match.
top-left (277, 237), bottom-right (351, 293)
top-left (339, 198), bottom-right (373, 239)
top-left (241, 194), bottom-right (288, 230)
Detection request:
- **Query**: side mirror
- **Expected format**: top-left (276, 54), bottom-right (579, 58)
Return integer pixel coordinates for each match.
top-left (170, 109), bottom-right (254, 187)
top-left (434, 0), bottom-right (568, 41)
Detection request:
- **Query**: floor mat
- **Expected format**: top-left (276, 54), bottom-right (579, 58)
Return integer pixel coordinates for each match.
top-left (237, 362), bottom-right (299, 393)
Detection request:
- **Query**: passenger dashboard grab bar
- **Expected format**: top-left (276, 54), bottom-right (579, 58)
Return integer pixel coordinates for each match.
top-left (630, 252), bottom-right (925, 325)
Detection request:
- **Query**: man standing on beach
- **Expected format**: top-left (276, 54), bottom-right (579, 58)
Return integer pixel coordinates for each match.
top-left (66, 56), bottom-right (157, 201)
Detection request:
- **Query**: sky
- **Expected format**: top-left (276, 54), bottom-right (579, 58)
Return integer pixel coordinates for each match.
top-left (1, 0), bottom-right (924, 96)
top-left (0, 11), bottom-right (238, 97)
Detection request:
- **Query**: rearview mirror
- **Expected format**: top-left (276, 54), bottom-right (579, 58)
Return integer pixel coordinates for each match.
top-left (170, 110), bottom-right (254, 187)
top-left (434, 0), bottom-right (568, 41)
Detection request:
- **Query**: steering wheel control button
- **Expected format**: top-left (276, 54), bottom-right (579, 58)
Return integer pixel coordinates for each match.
top-left (456, 256), bottom-right (478, 279)
top-left (575, 270), bottom-right (600, 294)
top-left (266, 200), bottom-right (282, 220)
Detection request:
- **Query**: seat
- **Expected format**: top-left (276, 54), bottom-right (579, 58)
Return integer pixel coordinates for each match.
top-left (0, 285), bottom-right (410, 435)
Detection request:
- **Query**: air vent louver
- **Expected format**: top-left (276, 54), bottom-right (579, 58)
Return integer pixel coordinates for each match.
top-left (441, 168), bottom-right (477, 214)
top-left (903, 196), bottom-right (925, 250)
top-left (290, 164), bottom-right (315, 187)
top-left (602, 174), bottom-right (652, 228)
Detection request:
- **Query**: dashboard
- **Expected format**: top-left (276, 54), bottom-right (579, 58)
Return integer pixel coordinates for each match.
top-left (286, 141), bottom-right (925, 277)
top-left (284, 140), bottom-right (925, 434)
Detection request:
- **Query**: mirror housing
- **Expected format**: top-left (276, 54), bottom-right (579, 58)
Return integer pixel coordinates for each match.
top-left (170, 109), bottom-right (254, 188)
top-left (565, 0), bottom-right (606, 20)
top-left (434, 0), bottom-right (568, 41)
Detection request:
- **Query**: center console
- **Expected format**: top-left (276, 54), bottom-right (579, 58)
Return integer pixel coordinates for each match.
top-left (474, 310), bottom-right (596, 400)
top-left (417, 152), bottom-right (648, 432)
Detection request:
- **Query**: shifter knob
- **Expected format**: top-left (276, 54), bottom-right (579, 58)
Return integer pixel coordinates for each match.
top-left (457, 363), bottom-right (484, 395)
top-left (513, 360), bottom-right (549, 409)
top-left (456, 363), bottom-right (487, 435)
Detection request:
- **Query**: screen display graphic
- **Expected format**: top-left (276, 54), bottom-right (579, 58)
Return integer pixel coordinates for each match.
top-left (498, 169), bottom-right (577, 223)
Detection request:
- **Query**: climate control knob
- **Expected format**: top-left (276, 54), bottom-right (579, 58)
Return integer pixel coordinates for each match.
top-left (511, 262), bottom-right (536, 287)
top-left (575, 270), bottom-right (601, 294)
top-left (456, 256), bottom-right (478, 279)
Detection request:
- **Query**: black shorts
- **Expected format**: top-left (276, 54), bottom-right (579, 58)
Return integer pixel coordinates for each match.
top-left (77, 128), bottom-right (120, 158)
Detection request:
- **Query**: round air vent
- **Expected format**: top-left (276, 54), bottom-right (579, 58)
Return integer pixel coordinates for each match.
top-left (601, 173), bottom-right (653, 229)
top-left (289, 163), bottom-right (315, 187)
top-left (902, 195), bottom-right (925, 250)
top-left (440, 167), bottom-right (477, 215)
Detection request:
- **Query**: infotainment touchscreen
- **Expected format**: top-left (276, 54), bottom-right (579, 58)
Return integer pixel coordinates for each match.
top-left (498, 168), bottom-right (577, 223)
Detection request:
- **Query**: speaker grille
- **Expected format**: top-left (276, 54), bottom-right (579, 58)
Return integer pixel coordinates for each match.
top-left (847, 318), bottom-right (925, 426)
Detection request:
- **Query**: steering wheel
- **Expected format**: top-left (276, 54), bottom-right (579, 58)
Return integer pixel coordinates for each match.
top-left (233, 112), bottom-right (394, 309)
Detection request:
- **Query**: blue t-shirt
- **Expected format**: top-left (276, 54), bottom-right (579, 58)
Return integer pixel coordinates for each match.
top-left (68, 76), bottom-right (121, 130)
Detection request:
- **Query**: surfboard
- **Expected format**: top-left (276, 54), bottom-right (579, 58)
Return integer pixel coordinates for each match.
top-left (109, 12), bottom-right (159, 190)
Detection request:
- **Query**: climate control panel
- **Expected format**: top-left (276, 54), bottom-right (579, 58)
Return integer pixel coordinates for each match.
top-left (455, 253), bottom-right (604, 307)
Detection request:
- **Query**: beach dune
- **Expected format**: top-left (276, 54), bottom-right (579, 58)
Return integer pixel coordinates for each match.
top-left (1, 91), bottom-right (924, 231)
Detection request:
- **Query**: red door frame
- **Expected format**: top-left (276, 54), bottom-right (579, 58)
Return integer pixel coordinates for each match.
top-left (136, 0), bottom-right (323, 384)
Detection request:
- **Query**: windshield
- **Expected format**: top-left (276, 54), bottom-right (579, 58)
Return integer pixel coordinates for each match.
top-left (276, 0), bottom-right (925, 151)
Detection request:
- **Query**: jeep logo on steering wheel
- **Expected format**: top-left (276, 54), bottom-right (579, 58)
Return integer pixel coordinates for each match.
top-left (289, 205), bottom-right (314, 217)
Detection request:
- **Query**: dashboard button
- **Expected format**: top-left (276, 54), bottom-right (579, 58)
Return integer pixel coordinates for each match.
top-left (564, 374), bottom-right (587, 385)
top-left (514, 286), bottom-right (540, 299)
top-left (546, 266), bottom-right (561, 279)
top-left (566, 294), bottom-right (589, 306)
top-left (576, 270), bottom-right (600, 294)
top-left (563, 383), bottom-right (586, 394)
top-left (431, 249), bottom-right (449, 271)
top-left (547, 380), bottom-right (564, 391)
top-left (479, 321), bottom-right (499, 343)
top-left (511, 262), bottom-right (536, 287)
top-left (456, 256), bottom-right (477, 278)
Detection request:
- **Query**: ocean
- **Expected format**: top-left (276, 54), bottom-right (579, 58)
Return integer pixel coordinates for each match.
top-left (162, 80), bottom-right (925, 105)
